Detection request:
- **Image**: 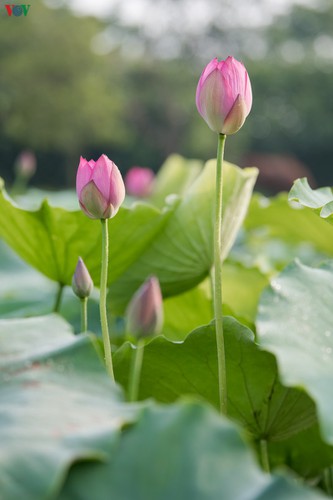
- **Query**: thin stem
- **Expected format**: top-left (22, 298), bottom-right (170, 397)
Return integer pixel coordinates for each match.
top-left (80, 297), bottom-right (88, 332)
top-left (53, 283), bottom-right (64, 313)
top-left (11, 175), bottom-right (26, 196)
top-left (260, 439), bottom-right (270, 474)
top-left (214, 132), bottom-right (227, 415)
top-left (100, 219), bottom-right (114, 380)
top-left (324, 467), bottom-right (333, 497)
top-left (128, 339), bottom-right (145, 402)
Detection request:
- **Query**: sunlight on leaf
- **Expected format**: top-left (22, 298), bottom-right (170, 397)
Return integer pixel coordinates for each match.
top-left (114, 317), bottom-right (316, 443)
top-left (257, 260), bottom-right (333, 444)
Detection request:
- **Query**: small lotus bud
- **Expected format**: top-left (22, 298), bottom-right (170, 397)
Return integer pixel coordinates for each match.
top-left (72, 257), bottom-right (93, 299)
top-left (125, 167), bottom-right (155, 197)
top-left (196, 56), bottom-right (252, 135)
top-left (76, 154), bottom-right (125, 219)
top-left (15, 150), bottom-right (36, 178)
top-left (126, 276), bottom-right (163, 338)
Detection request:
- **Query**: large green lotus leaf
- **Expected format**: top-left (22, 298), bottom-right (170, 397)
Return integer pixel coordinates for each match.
top-left (289, 177), bottom-right (333, 221)
top-left (245, 192), bottom-right (333, 256)
top-left (0, 240), bottom-right (55, 317)
top-left (0, 179), bottom-right (98, 284)
top-left (230, 230), bottom-right (325, 277)
top-left (0, 160), bottom-right (257, 307)
top-left (59, 402), bottom-right (324, 500)
top-left (0, 241), bottom-right (101, 333)
top-left (0, 265), bottom-right (60, 319)
top-left (0, 314), bottom-right (139, 500)
top-left (114, 317), bottom-right (316, 442)
top-left (0, 178), bottom-right (172, 286)
top-left (109, 161), bottom-right (258, 313)
top-left (149, 153), bottom-right (203, 207)
top-left (14, 188), bottom-right (78, 211)
top-left (162, 279), bottom-right (212, 341)
top-left (223, 261), bottom-right (269, 323)
top-left (268, 423), bottom-right (333, 480)
top-left (162, 262), bottom-right (268, 342)
top-left (257, 259), bottom-right (333, 444)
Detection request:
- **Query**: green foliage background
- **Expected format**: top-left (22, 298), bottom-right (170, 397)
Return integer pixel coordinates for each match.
top-left (1, 0), bottom-right (333, 186)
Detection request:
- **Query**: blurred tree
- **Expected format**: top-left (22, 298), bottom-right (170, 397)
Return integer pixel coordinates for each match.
top-left (0, 0), bottom-right (128, 186)
top-left (247, 3), bottom-right (333, 184)
top-left (86, 0), bottom-right (333, 185)
top-left (1, 0), bottom-right (333, 187)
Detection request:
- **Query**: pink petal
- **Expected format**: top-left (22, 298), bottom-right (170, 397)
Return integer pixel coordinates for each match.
top-left (80, 180), bottom-right (109, 219)
top-left (108, 162), bottom-right (126, 210)
top-left (76, 157), bottom-right (94, 198)
top-left (201, 57), bottom-right (219, 82)
top-left (197, 68), bottom-right (227, 132)
top-left (195, 58), bottom-right (219, 113)
top-left (222, 94), bottom-right (248, 135)
top-left (219, 59), bottom-right (241, 115)
top-left (92, 154), bottom-right (113, 201)
top-left (244, 71), bottom-right (253, 113)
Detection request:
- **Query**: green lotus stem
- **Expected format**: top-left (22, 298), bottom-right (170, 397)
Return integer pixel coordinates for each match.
top-left (260, 439), bottom-right (270, 474)
top-left (128, 339), bottom-right (145, 402)
top-left (53, 283), bottom-right (64, 313)
top-left (214, 132), bottom-right (227, 415)
top-left (11, 175), bottom-right (27, 196)
top-left (324, 467), bottom-right (333, 496)
top-left (100, 219), bottom-right (114, 380)
top-left (80, 297), bottom-right (88, 332)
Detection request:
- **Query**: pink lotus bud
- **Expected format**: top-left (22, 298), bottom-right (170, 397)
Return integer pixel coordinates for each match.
top-left (125, 167), bottom-right (155, 197)
top-left (126, 276), bottom-right (163, 338)
top-left (76, 154), bottom-right (125, 219)
top-left (72, 257), bottom-right (93, 299)
top-left (15, 150), bottom-right (36, 178)
top-left (196, 56), bottom-right (252, 135)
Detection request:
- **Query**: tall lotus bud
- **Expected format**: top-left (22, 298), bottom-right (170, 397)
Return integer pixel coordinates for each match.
top-left (196, 56), bottom-right (252, 135)
top-left (125, 167), bottom-right (155, 198)
top-left (76, 154), bottom-right (125, 219)
top-left (126, 276), bottom-right (163, 338)
top-left (72, 257), bottom-right (93, 299)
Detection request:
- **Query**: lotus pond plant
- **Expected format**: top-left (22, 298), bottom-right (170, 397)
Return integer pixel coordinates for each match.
top-left (72, 256), bottom-right (93, 332)
top-left (126, 275), bottom-right (163, 401)
top-left (11, 149), bottom-right (37, 195)
top-left (196, 55), bottom-right (252, 415)
top-left (76, 154), bottom-right (125, 379)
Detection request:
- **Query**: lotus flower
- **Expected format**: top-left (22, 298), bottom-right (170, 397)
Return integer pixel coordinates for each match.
top-left (125, 167), bottom-right (155, 197)
top-left (196, 56), bottom-right (252, 135)
top-left (126, 276), bottom-right (163, 338)
top-left (72, 257), bottom-right (93, 299)
top-left (76, 154), bottom-right (125, 219)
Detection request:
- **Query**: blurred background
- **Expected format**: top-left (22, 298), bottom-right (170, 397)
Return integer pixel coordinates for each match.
top-left (0, 0), bottom-right (332, 192)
